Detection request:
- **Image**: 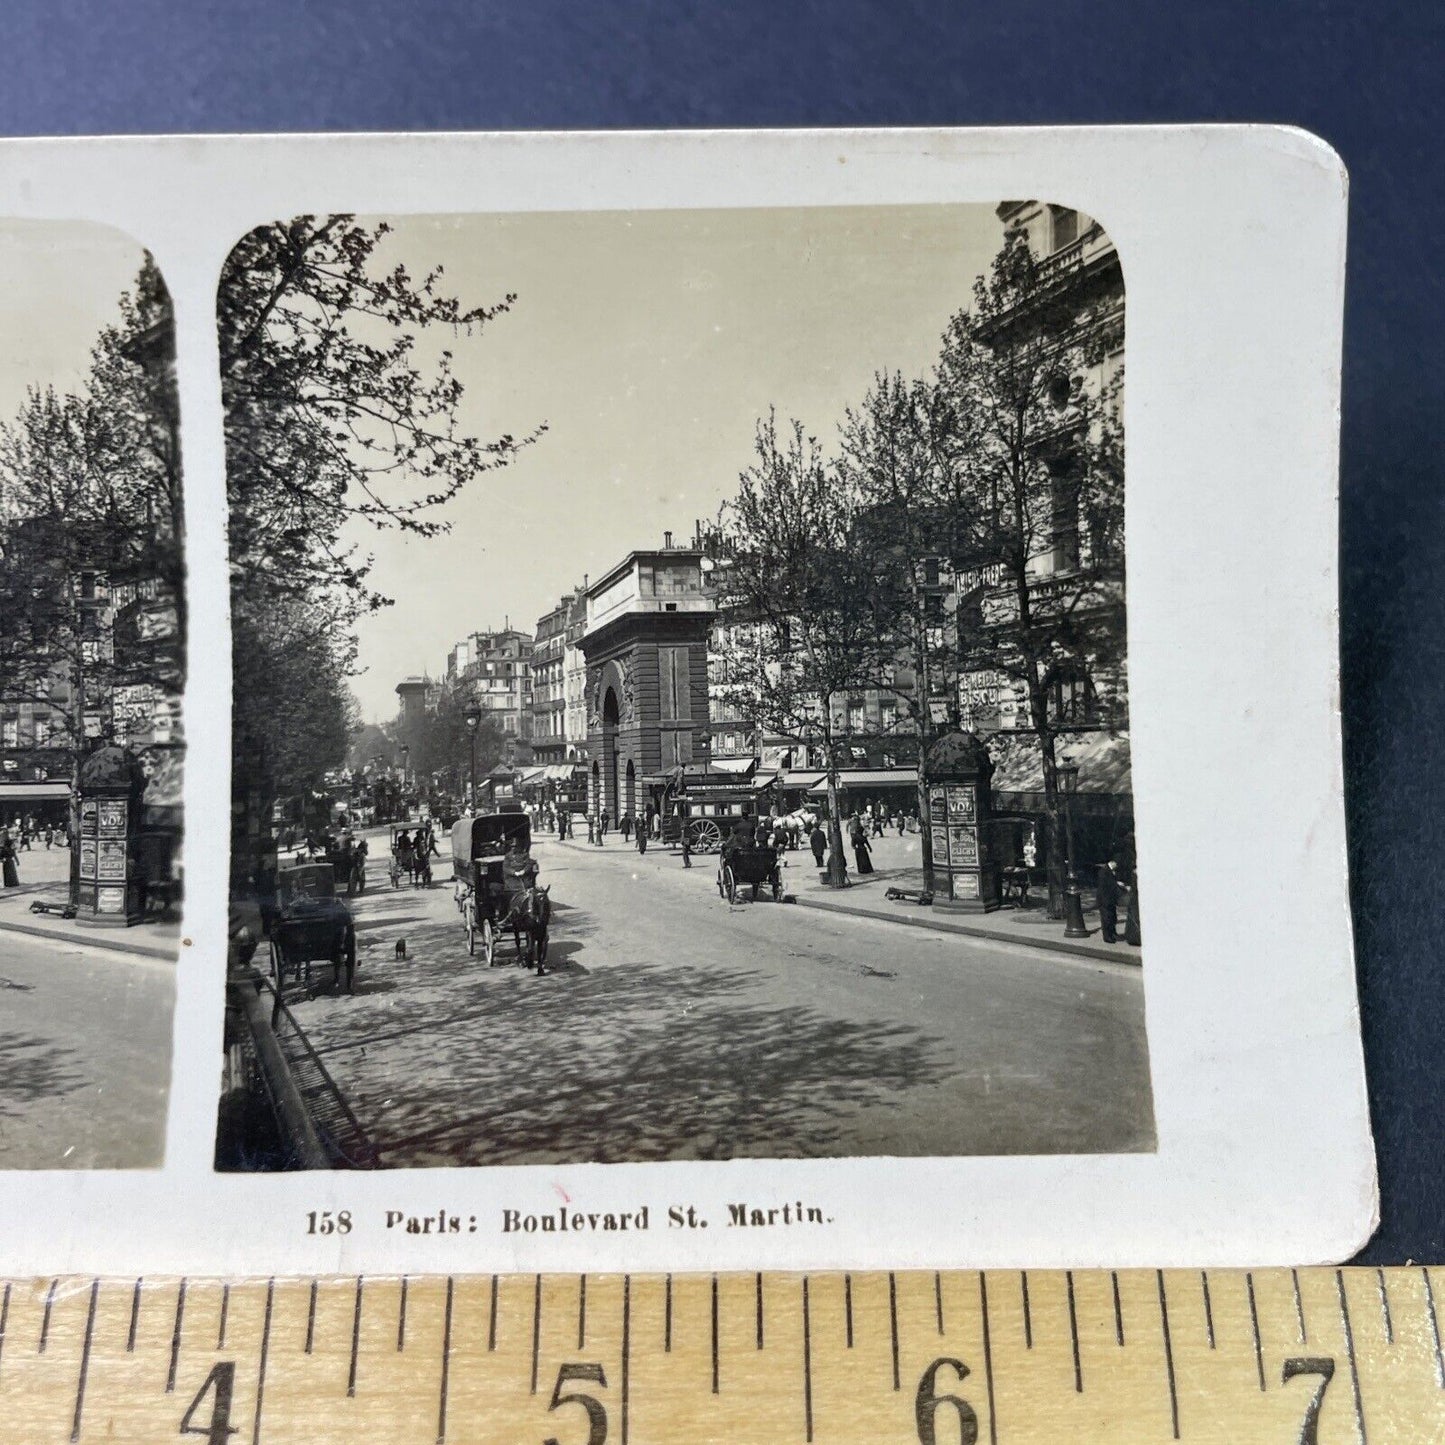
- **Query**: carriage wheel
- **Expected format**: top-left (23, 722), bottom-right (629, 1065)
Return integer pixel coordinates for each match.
top-left (691, 818), bottom-right (722, 854)
top-left (724, 864), bottom-right (737, 905)
top-left (481, 917), bottom-right (495, 966)
top-left (342, 929), bottom-right (357, 994)
top-left (268, 937), bottom-right (281, 979)
top-left (716, 865), bottom-right (726, 899)
top-left (466, 913), bottom-right (476, 956)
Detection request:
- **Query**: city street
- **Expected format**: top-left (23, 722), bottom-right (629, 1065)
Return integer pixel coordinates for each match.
top-left (285, 827), bottom-right (1155, 1166)
top-left (0, 928), bottom-right (173, 1169)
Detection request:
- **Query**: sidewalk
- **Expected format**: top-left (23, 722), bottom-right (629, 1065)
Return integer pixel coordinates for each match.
top-left (555, 831), bottom-right (1141, 967)
top-left (0, 881), bottom-right (181, 962)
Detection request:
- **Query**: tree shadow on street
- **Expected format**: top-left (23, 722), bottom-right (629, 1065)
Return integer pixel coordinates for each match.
top-left (0, 1028), bottom-right (88, 1114)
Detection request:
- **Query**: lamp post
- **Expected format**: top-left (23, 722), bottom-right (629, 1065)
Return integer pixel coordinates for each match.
top-left (1058, 761), bottom-right (1088, 938)
top-left (464, 702), bottom-right (482, 813)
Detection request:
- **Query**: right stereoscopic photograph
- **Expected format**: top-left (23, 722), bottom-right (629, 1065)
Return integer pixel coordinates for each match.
top-left (217, 200), bottom-right (1152, 1171)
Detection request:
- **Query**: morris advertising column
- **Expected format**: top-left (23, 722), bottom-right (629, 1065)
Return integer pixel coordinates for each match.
top-left (75, 744), bottom-right (146, 926)
top-left (924, 730), bottom-right (1000, 911)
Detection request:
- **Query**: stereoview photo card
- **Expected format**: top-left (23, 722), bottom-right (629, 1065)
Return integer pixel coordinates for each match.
top-left (0, 128), bottom-right (1371, 1275)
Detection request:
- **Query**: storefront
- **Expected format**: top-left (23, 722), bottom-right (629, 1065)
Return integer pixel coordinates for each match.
top-left (986, 730), bottom-right (1134, 875)
top-left (0, 779), bottom-right (71, 831)
top-left (803, 767), bottom-right (920, 821)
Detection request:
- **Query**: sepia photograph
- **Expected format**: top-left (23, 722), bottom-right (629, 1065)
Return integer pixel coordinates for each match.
top-left (0, 221), bottom-right (184, 1169)
top-left (218, 200), bottom-right (1151, 1171)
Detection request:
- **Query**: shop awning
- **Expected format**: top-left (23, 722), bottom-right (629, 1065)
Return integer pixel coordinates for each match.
top-left (514, 766), bottom-right (547, 786)
top-left (539, 763), bottom-right (579, 781)
top-left (0, 781), bottom-right (71, 802)
top-left (778, 772), bottom-right (826, 792)
top-left (989, 731), bottom-right (1132, 795)
top-left (709, 756), bottom-right (757, 777)
top-left (806, 769), bottom-right (918, 794)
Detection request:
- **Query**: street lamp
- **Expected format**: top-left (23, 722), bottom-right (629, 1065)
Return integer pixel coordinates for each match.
top-left (1058, 761), bottom-right (1088, 938)
top-left (464, 702), bottom-right (482, 813)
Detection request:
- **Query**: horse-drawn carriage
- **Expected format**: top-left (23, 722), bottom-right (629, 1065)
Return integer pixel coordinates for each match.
top-left (717, 832), bottom-right (784, 904)
top-left (268, 860), bottom-right (356, 995)
top-left (451, 807), bottom-right (551, 969)
top-left (325, 834), bottom-right (367, 897)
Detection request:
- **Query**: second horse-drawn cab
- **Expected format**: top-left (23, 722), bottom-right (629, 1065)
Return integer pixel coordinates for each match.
top-left (451, 805), bottom-right (550, 968)
top-left (268, 860), bottom-right (357, 995)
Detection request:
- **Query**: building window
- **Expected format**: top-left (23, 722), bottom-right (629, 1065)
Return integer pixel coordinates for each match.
top-left (1049, 665), bottom-right (1098, 726)
top-left (1050, 205), bottom-right (1079, 252)
top-left (1, 718), bottom-right (16, 748)
top-left (1049, 463), bottom-right (1081, 574)
top-left (33, 718), bottom-right (49, 747)
top-left (848, 701), bottom-right (865, 734)
top-left (879, 699), bottom-right (897, 734)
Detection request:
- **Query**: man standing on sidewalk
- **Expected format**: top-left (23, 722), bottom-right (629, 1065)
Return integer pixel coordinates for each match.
top-left (1096, 858), bottom-right (1122, 944)
top-left (637, 814), bottom-right (648, 855)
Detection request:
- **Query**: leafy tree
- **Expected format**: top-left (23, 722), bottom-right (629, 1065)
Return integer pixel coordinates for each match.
top-left (708, 412), bottom-right (894, 886)
top-left (936, 226), bottom-right (1125, 913)
top-left (838, 369), bottom-right (982, 890)
top-left (0, 259), bottom-right (183, 887)
top-left (219, 215), bottom-right (542, 860)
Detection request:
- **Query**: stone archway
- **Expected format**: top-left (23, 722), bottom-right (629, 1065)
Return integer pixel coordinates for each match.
top-left (602, 686), bottom-right (621, 819)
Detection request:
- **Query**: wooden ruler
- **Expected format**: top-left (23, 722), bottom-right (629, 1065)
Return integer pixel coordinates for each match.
top-left (0, 1268), bottom-right (1439, 1443)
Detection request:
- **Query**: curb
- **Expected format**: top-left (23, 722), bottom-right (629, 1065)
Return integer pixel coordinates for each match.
top-left (0, 915), bottom-right (178, 962)
top-left (789, 891), bottom-right (1142, 967)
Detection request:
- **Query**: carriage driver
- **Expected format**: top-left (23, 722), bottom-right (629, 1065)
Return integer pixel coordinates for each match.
top-left (504, 832), bottom-right (539, 894)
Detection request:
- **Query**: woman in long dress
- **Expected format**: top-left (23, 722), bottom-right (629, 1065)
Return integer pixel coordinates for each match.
top-left (1, 830), bottom-right (19, 888)
top-left (849, 815), bottom-right (874, 875)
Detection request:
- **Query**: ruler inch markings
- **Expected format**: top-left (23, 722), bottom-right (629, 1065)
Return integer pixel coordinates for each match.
top-left (1336, 1269), bottom-right (1368, 1445)
top-left (251, 1278), bottom-right (274, 1445)
top-left (165, 1278), bottom-right (185, 1392)
top-left (1246, 1270), bottom-right (1265, 1391)
top-left (436, 1275), bottom-right (453, 1445)
top-left (68, 1277), bottom-right (98, 1444)
top-left (1066, 1270), bottom-right (1082, 1392)
top-left (1426, 1267), bottom-right (1445, 1387)
top-left (6, 1267), bottom-right (1445, 1442)
top-left (347, 1276), bottom-right (363, 1397)
top-left (802, 1276), bottom-right (814, 1444)
top-left (1157, 1270), bottom-right (1180, 1441)
top-left (979, 1272), bottom-right (999, 1445)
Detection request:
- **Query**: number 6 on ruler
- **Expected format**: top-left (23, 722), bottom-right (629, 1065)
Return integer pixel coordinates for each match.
top-left (915, 1357), bottom-right (979, 1445)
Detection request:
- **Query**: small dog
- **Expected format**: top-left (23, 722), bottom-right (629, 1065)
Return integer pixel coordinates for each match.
top-left (394, 938), bottom-right (407, 960)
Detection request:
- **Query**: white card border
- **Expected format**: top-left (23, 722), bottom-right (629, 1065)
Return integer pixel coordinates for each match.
top-left (0, 125), bottom-right (1374, 1274)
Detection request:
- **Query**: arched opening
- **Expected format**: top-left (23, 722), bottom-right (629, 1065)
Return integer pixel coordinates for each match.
top-left (602, 686), bottom-right (620, 819)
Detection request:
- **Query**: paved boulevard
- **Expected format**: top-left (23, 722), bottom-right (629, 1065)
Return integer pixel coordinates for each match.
top-left (282, 827), bottom-right (1156, 1167)
top-left (0, 929), bottom-right (172, 1169)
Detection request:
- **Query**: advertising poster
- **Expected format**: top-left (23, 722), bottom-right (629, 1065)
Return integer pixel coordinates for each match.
top-left (946, 785), bottom-right (976, 821)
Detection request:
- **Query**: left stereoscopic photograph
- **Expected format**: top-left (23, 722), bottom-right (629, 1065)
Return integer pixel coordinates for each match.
top-left (0, 222), bottom-right (183, 1169)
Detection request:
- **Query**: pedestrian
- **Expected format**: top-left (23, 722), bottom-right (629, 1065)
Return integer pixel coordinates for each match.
top-left (0, 830), bottom-right (17, 888)
top-left (644, 801), bottom-right (656, 840)
top-left (680, 821), bottom-right (692, 868)
top-left (599, 807), bottom-right (610, 842)
top-left (872, 808), bottom-right (884, 838)
top-left (809, 822), bottom-right (827, 869)
top-left (897, 811), bottom-right (906, 837)
top-left (636, 815), bottom-right (648, 855)
top-left (1124, 870), bottom-right (1142, 947)
top-left (849, 815), bottom-right (874, 875)
top-left (586, 813), bottom-right (596, 844)
top-left (1096, 858), bottom-right (1123, 943)
top-left (558, 809), bottom-right (567, 841)
top-left (621, 810), bottom-right (633, 843)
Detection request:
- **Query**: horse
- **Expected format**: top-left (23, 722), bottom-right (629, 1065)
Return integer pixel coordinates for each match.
top-left (507, 884), bottom-right (552, 971)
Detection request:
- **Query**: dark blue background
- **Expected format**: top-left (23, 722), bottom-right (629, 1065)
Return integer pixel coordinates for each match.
top-left (4, 0), bottom-right (1439, 1263)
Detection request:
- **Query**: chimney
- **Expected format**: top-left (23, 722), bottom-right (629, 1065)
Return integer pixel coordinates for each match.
top-left (663, 530), bottom-right (673, 550)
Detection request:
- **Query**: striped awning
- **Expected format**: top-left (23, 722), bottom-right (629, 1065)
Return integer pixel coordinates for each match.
top-left (0, 781), bottom-right (70, 801)
top-left (806, 769), bottom-right (918, 793)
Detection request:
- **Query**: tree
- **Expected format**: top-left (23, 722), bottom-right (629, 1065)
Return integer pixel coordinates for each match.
top-left (838, 369), bottom-right (982, 891)
top-left (219, 216), bottom-right (542, 863)
top-left (0, 259), bottom-right (184, 893)
top-left (708, 413), bottom-right (894, 886)
top-left (936, 227), bottom-right (1125, 914)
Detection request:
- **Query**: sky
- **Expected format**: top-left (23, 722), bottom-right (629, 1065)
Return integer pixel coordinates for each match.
top-left (328, 203), bottom-right (1005, 723)
top-left (0, 220), bottom-right (146, 420)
